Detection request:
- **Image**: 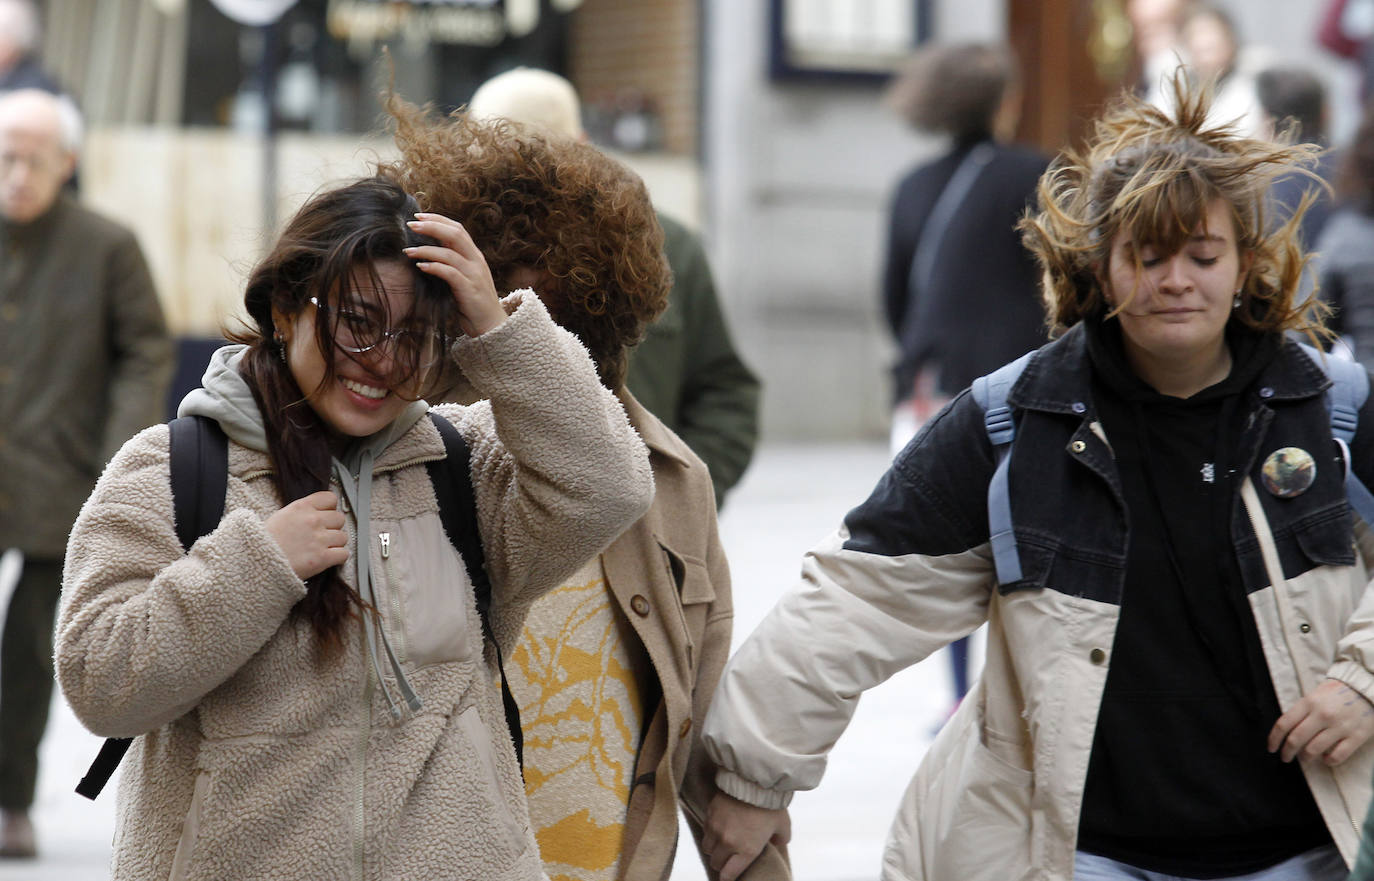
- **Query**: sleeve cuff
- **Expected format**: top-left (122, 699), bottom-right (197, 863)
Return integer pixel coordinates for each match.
top-left (714, 769), bottom-right (793, 810)
top-left (1329, 659), bottom-right (1374, 706)
top-left (449, 289), bottom-right (543, 390)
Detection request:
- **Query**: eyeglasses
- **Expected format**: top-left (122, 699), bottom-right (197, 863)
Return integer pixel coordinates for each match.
top-left (308, 297), bottom-right (446, 368)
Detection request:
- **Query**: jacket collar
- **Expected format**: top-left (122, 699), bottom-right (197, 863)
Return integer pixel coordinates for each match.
top-left (618, 389), bottom-right (696, 470)
top-left (1008, 322), bottom-right (1331, 415)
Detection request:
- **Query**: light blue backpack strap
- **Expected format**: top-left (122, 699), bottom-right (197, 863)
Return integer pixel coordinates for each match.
top-left (1299, 344), bottom-right (1374, 526)
top-left (971, 350), bottom-right (1036, 586)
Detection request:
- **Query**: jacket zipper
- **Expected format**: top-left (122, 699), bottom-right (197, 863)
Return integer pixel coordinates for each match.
top-left (380, 532), bottom-right (407, 664)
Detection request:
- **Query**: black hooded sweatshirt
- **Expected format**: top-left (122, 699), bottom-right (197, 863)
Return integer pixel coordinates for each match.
top-left (1075, 319), bottom-right (1330, 876)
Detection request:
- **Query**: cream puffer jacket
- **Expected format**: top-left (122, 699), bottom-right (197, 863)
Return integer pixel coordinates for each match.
top-left (703, 331), bottom-right (1374, 880)
top-left (56, 292), bottom-right (654, 881)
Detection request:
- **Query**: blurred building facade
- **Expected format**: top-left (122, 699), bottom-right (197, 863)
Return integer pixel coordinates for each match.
top-left (28, 0), bottom-right (1353, 440)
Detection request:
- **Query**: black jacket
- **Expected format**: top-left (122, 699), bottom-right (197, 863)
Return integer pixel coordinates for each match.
top-left (881, 139), bottom-right (1050, 401)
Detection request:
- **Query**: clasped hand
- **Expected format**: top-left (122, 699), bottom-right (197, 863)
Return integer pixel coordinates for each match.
top-left (701, 792), bottom-right (790, 881)
top-left (265, 490), bottom-right (349, 580)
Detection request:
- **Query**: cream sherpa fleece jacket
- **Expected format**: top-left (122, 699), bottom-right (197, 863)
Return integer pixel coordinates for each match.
top-left (56, 292), bottom-right (653, 881)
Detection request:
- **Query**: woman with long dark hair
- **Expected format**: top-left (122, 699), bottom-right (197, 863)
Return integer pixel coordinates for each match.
top-left (55, 175), bottom-right (653, 880)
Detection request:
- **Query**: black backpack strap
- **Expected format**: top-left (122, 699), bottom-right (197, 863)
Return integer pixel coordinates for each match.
top-left (426, 411), bottom-right (523, 770)
top-left (170, 415), bottom-right (228, 553)
top-left (77, 416), bottom-right (228, 801)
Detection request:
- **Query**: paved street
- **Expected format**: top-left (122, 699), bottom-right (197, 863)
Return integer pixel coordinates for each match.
top-left (2, 441), bottom-right (962, 881)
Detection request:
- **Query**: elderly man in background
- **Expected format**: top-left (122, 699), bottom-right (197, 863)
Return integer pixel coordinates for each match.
top-left (468, 67), bottom-right (761, 507)
top-left (0, 89), bottom-right (171, 859)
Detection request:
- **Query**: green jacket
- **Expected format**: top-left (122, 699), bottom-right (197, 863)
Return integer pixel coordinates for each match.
top-left (626, 213), bottom-right (759, 506)
top-left (0, 195), bottom-right (172, 557)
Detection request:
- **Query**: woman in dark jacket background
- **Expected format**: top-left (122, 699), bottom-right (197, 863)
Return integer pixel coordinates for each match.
top-left (880, 42), bottom-right (1049, 715)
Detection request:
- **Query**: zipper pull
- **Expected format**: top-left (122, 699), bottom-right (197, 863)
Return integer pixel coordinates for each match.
top-left (379, 532), bottom-right (391, 560)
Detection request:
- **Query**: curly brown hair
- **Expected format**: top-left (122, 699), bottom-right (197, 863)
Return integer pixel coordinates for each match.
top-left (381, 99), bottom-right (670, 390)
top-left (1020, 73), bottom-right (1326, 337)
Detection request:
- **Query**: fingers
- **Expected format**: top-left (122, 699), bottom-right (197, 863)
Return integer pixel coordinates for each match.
top-left (408, 212), bottom-right (481, 260)
top-left (405, 215), bottom-right (505, 337)
top-left (1325, 736), bottom-right (1359, 766)
top-left (719, 854), bottom-right (753, 881)
top-left (303, 489), bottom-right (340, 509)
top-left (1268, 703), bottom-right (1304, 755)
top-left (267, 491), bottom-right (350, 580)
top-left (701, 826), bottom-right (719, 860)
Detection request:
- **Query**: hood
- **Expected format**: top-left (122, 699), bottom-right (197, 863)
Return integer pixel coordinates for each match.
top-left (177, 345), bottom-right (270, 451)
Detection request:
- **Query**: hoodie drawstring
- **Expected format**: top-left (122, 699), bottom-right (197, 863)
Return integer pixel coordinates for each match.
top-left (335, 452), bottom-right (423, 720)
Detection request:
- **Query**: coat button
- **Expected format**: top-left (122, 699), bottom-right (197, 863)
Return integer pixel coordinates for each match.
top-left (631, 595), bottom-right (651, 617)
top-left (1259, 387), bottom-right (1275, 399)
top-left (1299, 622), bottom-right (1312, 633)
top-left (1071, 402), bottom-right (1086, 414)
top-left (1089, 648), bottom-right (1106, 664)
top-left (1071, 440), bottom-right (1087, 453)
top-left (679, 718), bottom-right (692, 739)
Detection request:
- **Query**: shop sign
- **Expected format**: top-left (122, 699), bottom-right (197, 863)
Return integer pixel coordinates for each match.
top-left (326, 0), bottom-right (582, 46)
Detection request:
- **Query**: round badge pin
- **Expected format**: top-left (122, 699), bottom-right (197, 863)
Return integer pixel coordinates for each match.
top-left (1261, 447), bottom-right (1316, 499)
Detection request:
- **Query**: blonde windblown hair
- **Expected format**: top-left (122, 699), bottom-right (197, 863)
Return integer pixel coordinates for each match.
top-left (1020, 75), bottom-right (1327, 338)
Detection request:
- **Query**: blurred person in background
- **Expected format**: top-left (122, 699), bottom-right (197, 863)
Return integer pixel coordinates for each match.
top-left (0, 0), bottom-right (58, 95)
top-left (699, 78), bottom-right (1369, 881)
top-left (879, 41), bottom-right (1048, 718)
top-left (1257, 67), bottom-right (1336, 250)
top-left (1127, 0), bottom-right (1196, 107)
top-left (1318, 0), bottom-right (1374, 104)
top-left (0, 88), bottom-right (170, 859)
top-left (1316, 100), bottom-right (1374, 371)
top-left (1179, 3), bottom-right (1266, 137)
top-left (399, 86), bottom-right (790, 881)
top-left (469, 68), bottom-right (760, 510)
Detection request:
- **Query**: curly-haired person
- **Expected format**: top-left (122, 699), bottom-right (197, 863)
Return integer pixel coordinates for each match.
top-left (384, 104), bottom-right (791, 881)
top-left (699, 76), bottom-right (1374, 881)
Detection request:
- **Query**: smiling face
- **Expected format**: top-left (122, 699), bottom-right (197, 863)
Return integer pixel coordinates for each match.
top-left (275, 260), bottom-right (431, 443)
top-left (1105, 197), bottom-right (1252, 370)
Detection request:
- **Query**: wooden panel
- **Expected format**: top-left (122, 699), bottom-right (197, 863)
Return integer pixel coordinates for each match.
top-left (1009, 0), bottom-right (1127, 156)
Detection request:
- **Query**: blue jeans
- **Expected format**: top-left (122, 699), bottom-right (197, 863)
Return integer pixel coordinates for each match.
top-left (1073, 846), bottom-right (1346, 881)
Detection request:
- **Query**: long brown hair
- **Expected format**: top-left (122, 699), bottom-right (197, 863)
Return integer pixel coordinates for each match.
top-left (228, 176), bottom-right (456, 655)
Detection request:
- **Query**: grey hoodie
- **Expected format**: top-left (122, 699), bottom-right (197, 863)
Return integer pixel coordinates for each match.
top-left (178, 344), bottom-right (431, 719)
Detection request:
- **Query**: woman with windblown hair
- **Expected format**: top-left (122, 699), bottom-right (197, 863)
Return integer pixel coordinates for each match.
top-left (384, 102), bottom-right (791, 881)
top-left (54, 175), bottom-right (653, 880)
top-left (697, 77), bottom-right (1374, 881)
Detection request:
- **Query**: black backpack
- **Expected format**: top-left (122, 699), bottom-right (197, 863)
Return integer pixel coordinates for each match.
top-left (76, 412), bottom-right (523, 799)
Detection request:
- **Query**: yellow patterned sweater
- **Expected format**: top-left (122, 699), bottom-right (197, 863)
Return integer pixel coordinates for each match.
top-left (509, 557), bottom-right (646, 881)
